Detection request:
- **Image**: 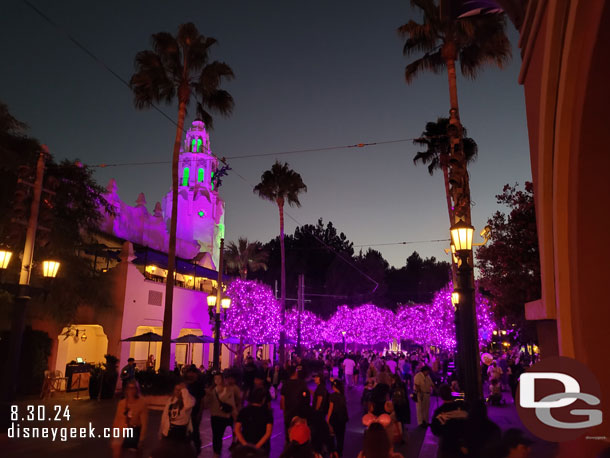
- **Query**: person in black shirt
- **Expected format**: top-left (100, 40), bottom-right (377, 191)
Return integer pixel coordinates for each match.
top-left (235, 388), bottom-right (274, 456)
top-left (243, 356), bottom-right (258, 398)
top-left (430, 384), bottom-right (468, 458)
top-left (281, 365), bottom-right (310, 441)
top-left (184, 366), bottom-right (206, 454)
top-left (326, 379), bottom-right (348, 457)
top-left (463, 401), bottom-right (501, 458)
top-left (313, 373), bottom-right (329, 414)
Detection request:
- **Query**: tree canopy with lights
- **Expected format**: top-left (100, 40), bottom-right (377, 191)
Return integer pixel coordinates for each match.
top-left (285, 309), bottom-right (324, 347)
top-left (222, 279), bottom-right (281, 344)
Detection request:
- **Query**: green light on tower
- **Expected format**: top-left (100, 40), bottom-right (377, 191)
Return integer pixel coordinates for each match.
top-left (197, 210), bottom-right (205, 218)
top-left (210, 171), bottom-right (214, 191)
top-left (198, 168), bottom-right (204, 183)
top-left (182, 167), bottom-right (189, 186)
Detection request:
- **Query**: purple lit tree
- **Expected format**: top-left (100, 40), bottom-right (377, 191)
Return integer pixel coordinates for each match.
top-left (324, 304), bottom-right (397, 346)
top-left (395, 283), bottom-right (495, 350)
top-left (284, 309), bottom-right (324, 347)
top-left (324, 305), bottom-right (357, 344)
top-left (222, 279), bottom-right (281, 363)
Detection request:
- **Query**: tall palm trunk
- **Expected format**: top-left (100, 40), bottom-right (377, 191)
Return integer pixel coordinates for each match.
top-left (440, 154), bottom-right (454, 226)
top-left (277, 198), bottom-right (286, 365)
top-left (160, 98), bottom-right (187, 371)
top-left (445, 55), bottom-right (472, 226)
top-left (446, 57), bottom-right (460, 117)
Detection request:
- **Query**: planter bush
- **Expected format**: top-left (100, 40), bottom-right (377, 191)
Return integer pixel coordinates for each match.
top-left (89, 354), bottom-right (119, 400)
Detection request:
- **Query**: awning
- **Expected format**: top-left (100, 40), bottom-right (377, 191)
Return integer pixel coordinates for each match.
top-left (131, 244), bottom-right (231, 281)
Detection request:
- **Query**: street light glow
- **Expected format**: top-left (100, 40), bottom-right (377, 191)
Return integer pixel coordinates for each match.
top-left (0, 250), bottom-right (12, 269)
top-left (42, 260), bottom-right (60, 278)
top-left (450, 220), bottom-right (474, 252)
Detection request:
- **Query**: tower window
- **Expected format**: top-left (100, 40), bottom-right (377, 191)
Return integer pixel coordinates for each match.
top-left (182, 167), bottom-right (190, 186)
top-left (191, 138), bottom-right (203, 152)
top-left (197, 168), bottom-right (204, 183)
top-left (210, 171), bottom-right (214, 191)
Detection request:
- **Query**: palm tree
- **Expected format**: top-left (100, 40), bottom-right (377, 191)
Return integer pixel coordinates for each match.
top-left (130, 23), bottom-right (234, 371)
top-left (413, 117), bottom-right (478, 225)
top-left (253, 161), bottom-right (307, 364)
top-left (225, 238), bottom-right (269, 280)
top-left (399, 0), bottom-right (510, 119)
top-left (398, 0), bottom-right (510, 223)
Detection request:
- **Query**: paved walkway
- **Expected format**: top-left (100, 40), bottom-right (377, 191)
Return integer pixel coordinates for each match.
top-left (0, 386), bottom-right (558, 458)
top-left (0, 384), bottom-right (426, 458)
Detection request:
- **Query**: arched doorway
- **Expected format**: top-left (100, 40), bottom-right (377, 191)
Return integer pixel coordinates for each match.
top-left (55, 325), bottom-right (108, 374)
top-left (130, 325), bottom-right (163, 371)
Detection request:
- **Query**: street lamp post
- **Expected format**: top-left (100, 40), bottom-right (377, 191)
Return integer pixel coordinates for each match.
top-left (342, 331), bottom-right (346, 353)
top-left (208, 238), bottom-right (230, 371)
top-left (450, 220), bottom-right (481, 402)
top-left (2, 150), bottom-right (62, 407)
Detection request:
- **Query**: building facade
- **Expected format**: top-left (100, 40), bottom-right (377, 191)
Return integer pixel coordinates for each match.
top-left (38, 120), bottom-right (240, 376)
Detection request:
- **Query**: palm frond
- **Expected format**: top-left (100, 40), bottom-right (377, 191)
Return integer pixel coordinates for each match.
top-left (398, 21), bottom-right (438, 56)
top-left (458, 15), bottom-right (512, 79)
top-left (253, 161), bottom-right (307, 207)
top-left (410, 0), bottom-right (440, 24)
top-left (151, 32), bottom-right (181, 78)
top-left (404, 50), bottom-right (444, 83)
top-left (130, 51), bottom-right (175, 108)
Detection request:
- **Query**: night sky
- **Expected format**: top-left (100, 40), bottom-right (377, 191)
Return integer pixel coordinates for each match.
top-left (1, 0), bottom-right (531, 268)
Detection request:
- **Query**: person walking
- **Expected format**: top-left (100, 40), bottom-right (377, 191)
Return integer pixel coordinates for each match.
top-left (154, 382), bottom-right (197, 457)
top-left (463, 401), bottom-right (501, 458)
top-left (235, 388), bottom-right (274, 456)
top-left (413, 366), bottom-right (433, 427)
top-left (120, 358), bottom-right (136, 391)
top-left (358, 422), bottom-right (404, 458)
top-left (205, 372), bottom-right (237, 458)
top-left (185, 366), bottom-right (206, 454)
top-left (281, 365), bottom-right (310, 441)
top-left (326, 380), bottom-right (348, 457)
top-left (390, 374), bottom-right (410, 438)
top-left (313, 373), bottom-right (329, 413)
top-left (430, 384), bottom-right (468, 458)
top-left (343, 356), bottom-right (355, 389)
top-left (112, 380), bottom-right (148, 457)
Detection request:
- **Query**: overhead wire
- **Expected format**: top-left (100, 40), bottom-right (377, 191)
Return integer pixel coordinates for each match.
top-left (19, 0), bottom-right (444, 293)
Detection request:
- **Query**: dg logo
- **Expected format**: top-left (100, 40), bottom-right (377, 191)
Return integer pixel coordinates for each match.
top-left (516, 356), bottom-right (603, 442)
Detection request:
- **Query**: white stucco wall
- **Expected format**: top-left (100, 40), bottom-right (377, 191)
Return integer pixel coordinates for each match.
top-left (118, 262), bottom-right (216, 371)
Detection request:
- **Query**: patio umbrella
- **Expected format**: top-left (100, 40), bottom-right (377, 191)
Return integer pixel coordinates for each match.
top-left (121, 331), bottom-right (163, 342)
top-left (172, 334), bottom-right (215, 344)
top-left (121, 332), bottom-right (163, 362)
top-left (171, 334), bottom-right (215, 366)
top-left (220, 336), bottom-right (242, 345)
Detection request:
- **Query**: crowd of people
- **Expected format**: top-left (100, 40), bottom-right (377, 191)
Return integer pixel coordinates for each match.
top-left (112, 347), bottom-right (561, 458)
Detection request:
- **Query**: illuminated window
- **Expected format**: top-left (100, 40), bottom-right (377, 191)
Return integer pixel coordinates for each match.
top-left (198, 168), bottom-right (204, 183)
top-left (191, 138), bottom-right (203, 152)
top-left (182, 167), bottom-right (189, 186)
top-left (197, 210), bottom-right (205, 218)
top-left (210, 171), bottom-right (214, 191)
